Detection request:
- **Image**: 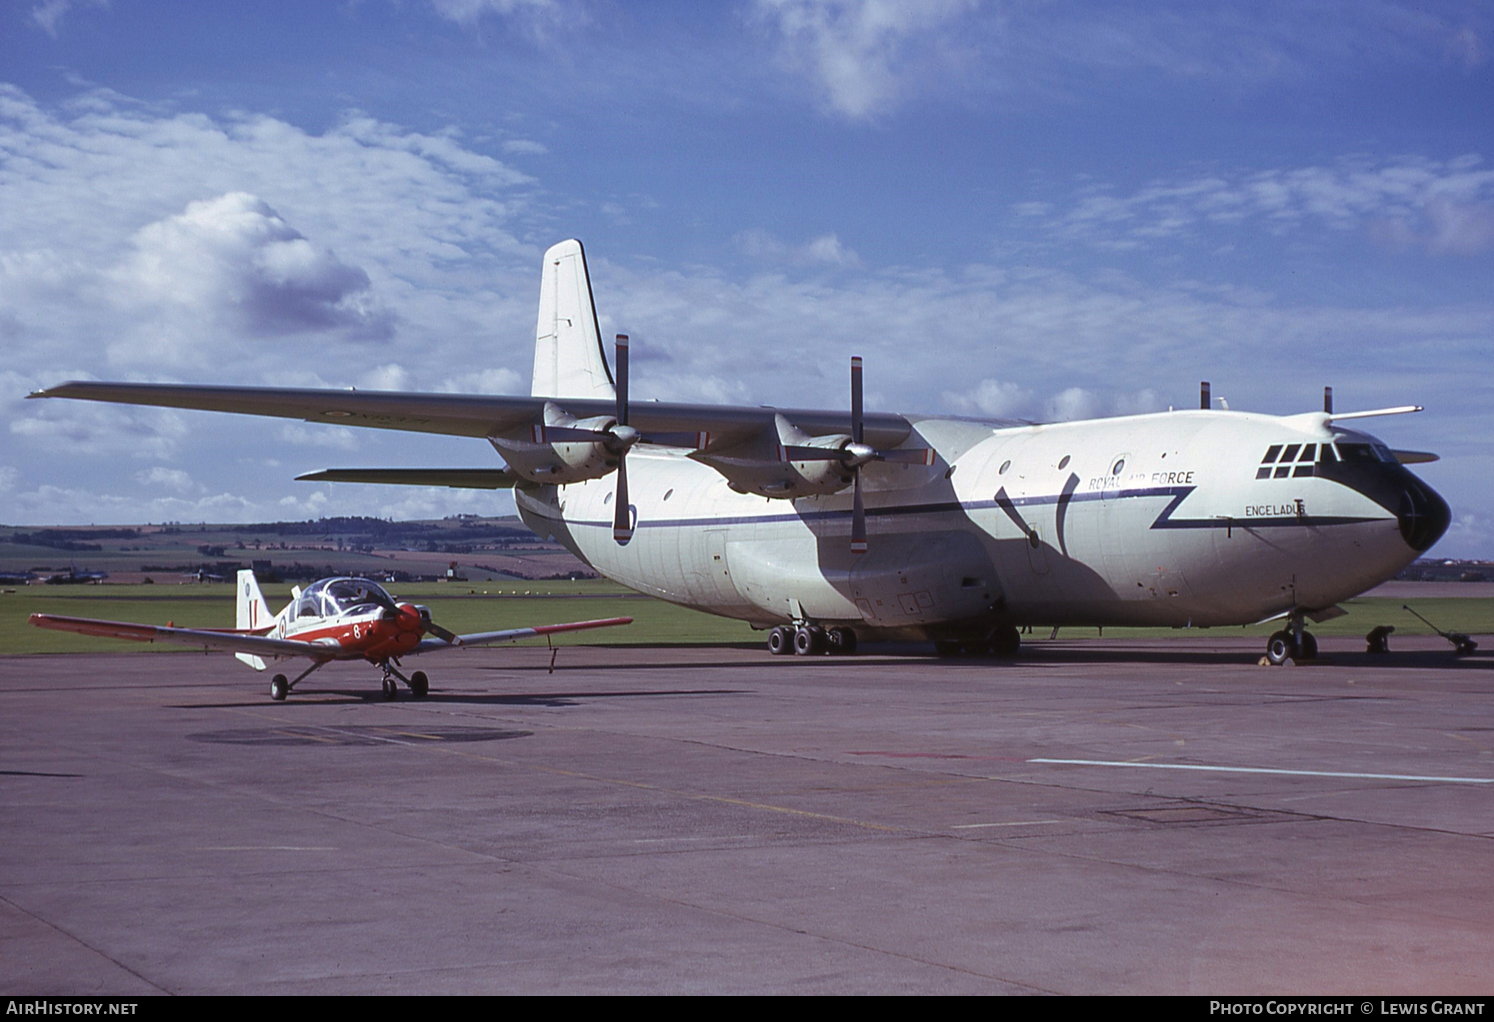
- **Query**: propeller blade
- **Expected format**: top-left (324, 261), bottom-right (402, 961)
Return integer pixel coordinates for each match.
top-left (613, 333), bottom-right (633, 544)
top-left (423, 616), bottom-right (462, 645)
top-left (615, 333), bottom-right (629, 426)
top-left (851, 470), bottom-right (867, 555)
top-left (850, 355), bottom-right (863, 446)
top-left (850, 355), bottom-right (867, 553)
top-left (613, 456), bottom-right (632, 543)
top-left (365, 587), bottom-right (403, 618)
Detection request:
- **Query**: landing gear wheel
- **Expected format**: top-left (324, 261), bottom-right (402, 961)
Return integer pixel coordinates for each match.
top-left (270, 675), bottom-right (289, 701)
top-left (826, 627), bottom-right (857, 655)
top-left (767, 626), bottom-right (793, 656)
top-left (934, 639), bottom-right (963, 658)
top-left (381, 675), bottom-right (398, 701)
top-left (794, 625), bottom-right (826, 656)
top-left (992, 625), bottom-right (1021, 658)
top-left (1298, 632), bottom-right (1318, 661)
top-left (409, 671), bottom-right (429, 699)
top-left (1266, 630), bottom-right (1299, 666)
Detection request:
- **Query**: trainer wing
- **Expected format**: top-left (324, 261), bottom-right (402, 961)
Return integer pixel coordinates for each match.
top-left (411, 616), bottom-right (632, 653)
top-left (29, 614), bottom-right (335, 658)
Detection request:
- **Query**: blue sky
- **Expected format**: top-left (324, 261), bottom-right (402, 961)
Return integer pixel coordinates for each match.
top-left (3, 0), bottom-right (1492, 556)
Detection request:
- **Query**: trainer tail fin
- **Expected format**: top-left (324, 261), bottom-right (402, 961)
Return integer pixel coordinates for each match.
top-left (235, 569), bottom-right (272, 671)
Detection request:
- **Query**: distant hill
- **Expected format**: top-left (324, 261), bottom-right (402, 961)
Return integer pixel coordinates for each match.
top-left (0, 515), bottom-right (593, 583)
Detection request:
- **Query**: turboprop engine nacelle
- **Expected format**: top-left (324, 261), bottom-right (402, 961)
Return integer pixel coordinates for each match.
top-left (690, 414), bottom-right (855, 499)
top-left (692, 445), bottom-right (854, 498)
top-left (488, 402), bottom-right (630, 484)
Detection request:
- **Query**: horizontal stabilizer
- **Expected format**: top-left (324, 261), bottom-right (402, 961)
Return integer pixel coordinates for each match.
top-left (296, 468), bottom-right (518, 489)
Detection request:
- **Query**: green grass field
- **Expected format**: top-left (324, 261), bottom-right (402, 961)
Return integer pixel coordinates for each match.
top-left (2, 579), bottom-right (754, 654)
top-left (2, 578), bottom-right (1488, 655)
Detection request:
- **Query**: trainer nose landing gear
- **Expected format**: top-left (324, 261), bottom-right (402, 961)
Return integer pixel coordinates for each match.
top-left (766, 624), bottom-right (858, 656)
top-left (1265, 611), bottom-right (1318, 666)
top-left (378, 662), bottom-right (430, 700)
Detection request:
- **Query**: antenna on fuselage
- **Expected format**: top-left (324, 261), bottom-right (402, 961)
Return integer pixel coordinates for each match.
top-left (1324, 386), bottom-right (1333, 414)
top-left (1200, 381), bottom-right (1211, 410)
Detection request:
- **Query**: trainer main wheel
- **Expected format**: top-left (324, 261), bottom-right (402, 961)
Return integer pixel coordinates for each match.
top-left (270, 675), bottom-right (289, 701)
top-left (409, 671), bottom-right (429, 698)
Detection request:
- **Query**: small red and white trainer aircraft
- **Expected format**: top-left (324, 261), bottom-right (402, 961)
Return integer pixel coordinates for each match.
top-left (30, 570), bottom-right (631, 701)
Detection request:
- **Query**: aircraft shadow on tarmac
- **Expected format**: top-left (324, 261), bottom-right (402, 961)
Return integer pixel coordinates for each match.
top-left (185, 724), bottom-right (537, 747)
top-left (174, 685), bottom-right (749, 710)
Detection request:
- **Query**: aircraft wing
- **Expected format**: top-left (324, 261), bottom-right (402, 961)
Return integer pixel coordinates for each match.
top-left (29, 614), bottom-right (335, 659)
top-left (28, 381), bottom-right (916, 450)
top-left (411, 616), bottom-right (633, 654)
top-left (296, 468), bottom-right (518, 489)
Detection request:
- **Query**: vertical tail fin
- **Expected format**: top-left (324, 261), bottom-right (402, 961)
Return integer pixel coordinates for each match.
top-left (532, 239), bottom-right (616, 400)
top-left (235, 569), bottom-right (272, 671)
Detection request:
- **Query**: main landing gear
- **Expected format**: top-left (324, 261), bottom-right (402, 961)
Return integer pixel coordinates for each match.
top-left (1265, 612), bottom-right (1318, 666)
top-left (269, 661), bottom-right (326, 701)
top-left (379, 663), bottom-right (429, 701)
top-left (266, 662), bottom-right (431, 701)
top-left (766, 624), bottom-right (857, 656)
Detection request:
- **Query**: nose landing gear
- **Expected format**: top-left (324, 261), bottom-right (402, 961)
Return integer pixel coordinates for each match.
top-left (378, 662), bottom-right (431, 699)
top-left (1265, 612), bottom-right (1318, 665)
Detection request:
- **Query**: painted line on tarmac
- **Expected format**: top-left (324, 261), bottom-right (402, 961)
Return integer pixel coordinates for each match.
top-left (1030, 758), bottom-right (1494, 784)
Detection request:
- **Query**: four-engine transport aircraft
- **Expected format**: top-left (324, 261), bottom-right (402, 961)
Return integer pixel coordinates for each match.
top-left (30, 240), bottom-right (1451, 664)
top-left (30, 570), bottom-right (632, 700)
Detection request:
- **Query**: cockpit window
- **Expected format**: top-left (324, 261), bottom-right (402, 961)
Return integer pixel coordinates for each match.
top-left (299, 577), bottom-right (393, 618)
top-left (1257, 441), bottom-right (1331, 479)
top-left (1336, 443), bottom-right (1382, 463)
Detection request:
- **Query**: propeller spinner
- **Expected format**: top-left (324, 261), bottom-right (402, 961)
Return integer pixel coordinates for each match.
top-left (779, 356), bottom-right (934, 554)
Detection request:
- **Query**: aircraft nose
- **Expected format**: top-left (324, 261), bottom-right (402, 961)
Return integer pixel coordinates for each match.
top-left (1397, 474), bottom-right (1450, 552)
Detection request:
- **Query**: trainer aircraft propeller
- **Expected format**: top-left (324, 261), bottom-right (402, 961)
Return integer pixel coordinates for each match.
top-left (30, 571), bottom-right (632, 700)
top-left (29, 239), bottom-right (1451, 665)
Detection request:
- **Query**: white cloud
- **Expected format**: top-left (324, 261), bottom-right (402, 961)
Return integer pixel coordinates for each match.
top-left (0, 85), bottom-right (542, 384)
top-left (426, 0), bottom-right (573, 38)
top-left (942, 378), bottom-right (1033, 419)
top-left (502, 139), bottom-right (549, 156)
top-left (135, 466), bottom-right (196, 494)
top-left (1028, 156), bottom-right (1494, 255)
top-left (277, 425), bottom-right (362, 451)
top-left (29, 0), bottom-right (107, 37)
top-left (942, 379), bottom-right (1163, 423)
top-left (736, 229), bottom-right (861, 267)
top-left (11, 402), bottom-right (191, 461)
top-left (752, 0), bottom-right (981, 119)
top-left (108, 192), bottom-right (390, 364)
